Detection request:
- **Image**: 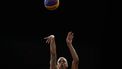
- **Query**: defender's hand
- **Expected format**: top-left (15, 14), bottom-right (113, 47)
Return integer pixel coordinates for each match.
top-left (66, 32), bottom-right (74, 45)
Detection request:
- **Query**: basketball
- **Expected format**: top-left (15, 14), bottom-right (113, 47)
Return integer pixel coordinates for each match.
top-left (44, 0), bottom-right (59, 10)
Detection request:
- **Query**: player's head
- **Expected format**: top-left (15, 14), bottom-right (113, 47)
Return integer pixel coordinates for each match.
top-left (57, 57), bottom-right (68, 69)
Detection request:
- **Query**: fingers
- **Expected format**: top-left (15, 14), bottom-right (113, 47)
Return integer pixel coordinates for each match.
top-left (45, 37), bottom-right (51, 44)
top-left (44, 37), bottom-right (48, 39)
top-left (46, 39), bottom-right (50, 44)
top-left (71, 32), bottom-right (74, 38)
top-left (44, 35), bottom-right (55, 39)
top-left (68, 32), bottom-right (72, 36)
top-left (50, 35), bottom-right (55, 38)
top-left (44, 35), bottom-right (55, 44)
top-left (68, 32), bottom-right (74, 37)
top-left (71, 32), bottom-right (74, 37)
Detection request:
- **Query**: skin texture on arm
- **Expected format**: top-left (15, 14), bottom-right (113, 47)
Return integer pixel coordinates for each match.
top-left (44, 35), bottom-right (57, 69)
top-left (66, 32), bottom-right (79, 69)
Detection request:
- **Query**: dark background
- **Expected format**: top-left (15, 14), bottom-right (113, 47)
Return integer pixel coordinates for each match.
top-left (0, 0), bottom-right (105, 69)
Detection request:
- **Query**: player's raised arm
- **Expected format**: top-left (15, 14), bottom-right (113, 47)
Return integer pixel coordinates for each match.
top-left (66, 32), bottom-right (79, 69)
top-left (44, 35), bottom-right (57, 69)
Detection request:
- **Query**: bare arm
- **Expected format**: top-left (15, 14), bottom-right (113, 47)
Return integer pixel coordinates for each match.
top-left (44, 35), bottom-right (57, 69)
top-left (66, 32), bottom-right (79, 69)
